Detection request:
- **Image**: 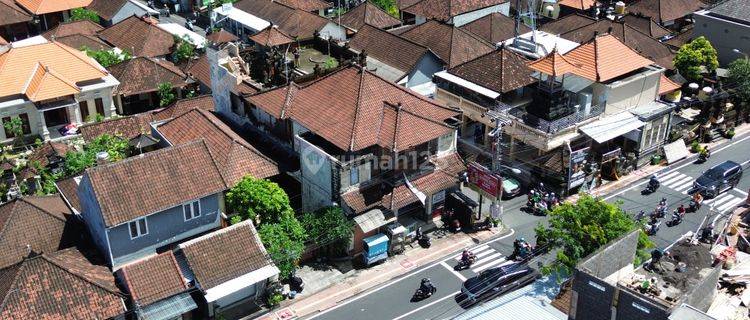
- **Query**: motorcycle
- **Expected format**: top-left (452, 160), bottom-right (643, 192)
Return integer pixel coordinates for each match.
top-left (184, 19), bottom-right (195, 31)
top-left (455, 255), bottom-right (476, 271)
top-left (688, 199), bottom-right (702, 212)
top-left (666, 211), bottom-right (684, 227)
top-left (642, 182), bottom-right (659, 195)
top-left (414, 279), bottom-right (436, 300)
top-left (645, 220), bottom-right (661, 235)
top-left (654, 206), bottom-right (667, 219)
top-left (697, 151), bottom-right (710, 163)
top-left (418, 234), bottom-right (432, 248)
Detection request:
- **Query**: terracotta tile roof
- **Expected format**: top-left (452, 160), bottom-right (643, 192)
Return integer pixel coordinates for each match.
top-left (108, 57), bottom-right (187, 96)
top-left (86, 0), bottom-right (127, 21)
top-left (528, 49), bottom-right (581, 77)
top-left (0, 195), bottom-right (75, 269)
top-left (28, 141), bottom-right (71, 168)
top-left (248, 66), bottom-right (460, 152)
top-left (658, 74), bottom-right (681, 94)
top-left (342, 152), bottom-right (465, 213)
top-left (99, 15), bottom-right (175, 57)
top-left (249, 26), bottom-right (295, 47)
top-left (557, 0), bottom-right (596, 10)
top-left (460, 12), bottom-right (529, 44)
top-left (79, 112), bottom-right (154, 141)
top-left (0, 0), bottom-right (32, 27)
top-left (348, 24), bottom-right (436, 74)
top-left (0, 41), bottom-right (108, 100)
top-left (561, 34), bottom-right (654, 82)
top-left (84, 140), bottom-right (228, 227)
top-left (665, 25), bottom-right (692, 49)
top-left (553, 18), bottom-right (675, 69)
top-left (621, 14), bottom-right (672, 38)
top-left (15, 0), bottom-right (92, 15)
top-left (42, 20), bottom-right (102, 38)
top-left (234, 0), bottom-right (331, 40)
top-left (183, 54), bottom-right (211, 86)
top-left (157, 109), bottom-right (279, 184)
top-left (152, 95), bottom-right (216, 121)
top-left (55, 176), bottom-right (82, 213)
top-left (340, 1), bottom-right (402, 30)
top-left (403, 0), bottom-right (507, 22)
top-left (0, 248), bottom-right (124, 320)
top-left (122, 252), bottom-right (188, 305)
top-left (541, 13), bottom-right (670, 39)
top-left (179, 220), bottom-right (274, 289)
top-left (54, 34), bottom-right (113, 51)
top-left (206, 29), bottom-right (239, 44)
top-left (397, 0), bottom-right (422, 10)
top-left (448, 47), bottom-right (535, 93)
top-left (0, 35), bottom-right (6, 45)
top-left (399, 20), bottom-right (495, 68)
top-left (628, 0), bottom-right (704, 24)
top-left (275, 0), bottom-right (332, 11)
top-left (540, 13), bottom-right (598, 35)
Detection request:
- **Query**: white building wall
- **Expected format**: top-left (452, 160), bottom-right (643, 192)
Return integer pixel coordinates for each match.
top-left (603, 69), bottom-right (661, 115)
top-left (296, 135), bottom-right (336, 212)
top-left (452, 3), bottom-right (510, 27)
top-left (320, 22), bottom-right (347, 41)
top-left (111, 1), bottom-right (155, 25)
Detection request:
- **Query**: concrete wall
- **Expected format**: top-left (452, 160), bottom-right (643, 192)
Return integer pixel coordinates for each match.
top-left (602, 69), bottom-right (661, 115)
top-left (615, 287), bottom-right (671, 320)
top-left (406, 53), bottom-right (444, 87)
top-left (320, 22), bottom-right (347, 41)
top-left (683, 266), bottom-right (721, 312)
top-left (108, 194), bottom-right (221, 267)
top-left (78, 174), bottom-right (113, 265)
top-left (578, 230), bottom-right (640, 279)
top-left (297, 135), bottom-right (336, 212)
top-left (570, 270), bottom-right (617, 320)
top-left (452, 3), bottom-right (510, 27)
top-left (111, 1), bottom-right (153, 25)
top-left (694, 12), bottom-right (750, 66)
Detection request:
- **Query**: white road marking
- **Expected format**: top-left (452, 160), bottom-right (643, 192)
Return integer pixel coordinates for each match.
top-left (471, 252), bottom-right (503, 268)
top-left (717, 197), bottom-right (744, 213)
top-left (392, 290), bottom-right (460, 320)
top-left (473, 257), bottom-right (509, 273)
top-left (658, 171), bottom-right (681, 181)
top-left (734, 188), bottom-right (748, 196)
top-left (453, 245), bottom-right (490, 260)
top-left (711, 194), bottom-right (735, 207)
top-left (440, 261), bottom-right (466, 282)
top-left (306, 229), bottom-right (515, 319)
top-left (661, 173), bottom-right (688, 186)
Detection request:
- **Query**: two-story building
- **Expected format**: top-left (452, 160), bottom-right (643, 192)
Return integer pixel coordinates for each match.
top-left (77, 140), bottom-right (228, 269)
top-left (506, 34), bottom-right (675, 193)
top-left (0, 37), bottom-right (119, 142)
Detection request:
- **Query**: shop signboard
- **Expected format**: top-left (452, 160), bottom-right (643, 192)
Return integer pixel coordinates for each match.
top-left (567, 147), bottom-right (589, 190)
top-left (467, 162), bottom-right (502, 199)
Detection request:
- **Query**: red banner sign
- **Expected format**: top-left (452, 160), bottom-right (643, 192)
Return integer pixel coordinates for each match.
top-left (467, 162), bottom-right (502, 198)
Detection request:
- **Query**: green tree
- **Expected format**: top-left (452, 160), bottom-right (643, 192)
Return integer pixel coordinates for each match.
top-left (157, 82), bottom-right (177, 107)
top-left (83, 47), bottom-right (131, 68)
top-left (70, 8), bottom-right (100, 23)
top-left (63, 134), bottom-right (129, 175)
top-left (173, 36), bottom-right (196, 63)
top-left (673, 36), bottom-right (719, 81)
top-left (226, 176), bottom-right (294, 224)
top-left (729, 58), bottom-right (750, 103)
top-left (3, 117), bottom-right (24, 146)
top-left (371, 0), bottom-right (399, 17)
top-left (259, 216), bottom-right (307, 279)
top-left (301, 206), bottom-right (353, 256)
top-left (535, 194), bottom-right (653, 274)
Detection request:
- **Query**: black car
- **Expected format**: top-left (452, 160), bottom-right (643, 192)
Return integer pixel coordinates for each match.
top-left (460, 262), bottom-right (537, 303)
top-left (694, 160), bottom-right (743, 198)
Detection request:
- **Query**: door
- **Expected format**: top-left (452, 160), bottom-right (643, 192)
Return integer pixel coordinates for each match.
top-left (79, 101), bottom-right (90, 122)
top-left (43, 108), bottom-right (69, 127)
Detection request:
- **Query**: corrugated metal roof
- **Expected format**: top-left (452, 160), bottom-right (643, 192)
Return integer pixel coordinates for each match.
top-left (453, 278), bottom-right (567, 320)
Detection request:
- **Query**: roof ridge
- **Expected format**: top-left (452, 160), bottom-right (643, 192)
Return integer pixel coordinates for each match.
top-left (19, 196), bottom-right (68, 223)
top-left (0, 260), bottom-right (25, 311)
top-left (41, 251), bottom-right (122, 296)
top-left (349, 69), bottom-right (368, 151)
top-left (0, 201), bottom-right (20, 244)
top-left (361, 68), bottom-right (460, 113)
top-left (52, 41), bottom-right (108, 75)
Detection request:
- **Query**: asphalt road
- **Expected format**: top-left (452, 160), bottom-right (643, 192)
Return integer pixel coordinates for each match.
top-left (307, 133), bottom-right (750, 320)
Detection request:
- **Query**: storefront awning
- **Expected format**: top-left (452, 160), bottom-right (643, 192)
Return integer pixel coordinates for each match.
top-left (204, 264), bottom-right (279, 303)
top-left (579, 112), bottom-right (644, 144)
top-left (141, 293), bottom-right (197, 320)
top-left (354, 209), bottom-right (395, 233)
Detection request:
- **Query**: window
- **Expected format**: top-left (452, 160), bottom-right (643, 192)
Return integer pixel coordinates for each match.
top-left (79, 101), bottom-right (90, 122)
top-left (95, 98), bottom-right (105, 116)
top-left (129, 217), bottom-right (148, 239)
top-left (183, 200), bottom-right (201, 221)
top-left (349, 166), bottom-right (359, 186)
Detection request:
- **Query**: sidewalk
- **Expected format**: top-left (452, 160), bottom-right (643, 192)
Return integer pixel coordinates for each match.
top-left (570, 123), bottom-right (750, 202)
top-left (261, 227), bottom-right (512, 320)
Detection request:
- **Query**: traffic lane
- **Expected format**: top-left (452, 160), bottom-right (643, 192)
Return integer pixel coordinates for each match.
top-left (315, 264), bottom-right (464, 320)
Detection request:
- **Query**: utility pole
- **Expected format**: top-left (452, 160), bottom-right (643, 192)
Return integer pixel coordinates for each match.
top-left (488, 111), bottom-right (511, 221)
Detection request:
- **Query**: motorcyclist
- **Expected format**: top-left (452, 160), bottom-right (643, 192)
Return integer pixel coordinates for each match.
top-left (636, 210), bottom-right (646, 221)
top-left (692, 192), bottom-right (703, 204)
top-left (649, 174), bottom-right (660, 189)
top-left (677, 204), bottom-right (686, 215)
top-left (671, 209), bottom-right (683, 223)
top-left (461, 249), bottom-right (475, 264)
top-left (419, 278), bottom-right (434, 294)
top-left (700, 146), bottom-right (710, 159)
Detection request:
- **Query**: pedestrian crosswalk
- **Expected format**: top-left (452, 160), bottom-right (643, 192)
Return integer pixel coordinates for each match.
top-left (659, 171), bottom-right (695, 194)
top-left (705, 192), bottom-right (746, 213)
top-left (453, 245), bottom-right (513, 273)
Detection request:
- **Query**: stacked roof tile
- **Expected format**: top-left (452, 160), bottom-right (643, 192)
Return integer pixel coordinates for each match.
top-left (399, 20), bottom-right (495, 68)
top-left (99, 15), bottom-right (175, 57)
top-left (121, 252), bottom-right (188, 305)
top-left (448, 47), bottom-right (535, 93)
top-left (402, 0), bottom-right (507, 22)
top-left (340, 1), bottom-right (402, 30)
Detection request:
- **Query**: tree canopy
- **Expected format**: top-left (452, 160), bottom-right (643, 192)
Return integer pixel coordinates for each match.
top-left (226, 176), bottom-right (295, 224)
top-left (301, 206), bottom-right (353, 256)
top-left (673, 36), bottom-right (719, 81)
top-left (157, 82), bottom-right (177, 107)
top-left (371, 0), bottom-right (399, 17)
top-left (729, 58), bottom-right (750, 103)
top-left (535, 194), bottom-right (653, 273)
top-left (63, 134), bottom-right (129, 175)
top-left (70, 8), bottom-right (99, 23)
top-left (172, 36), bottom-right (196, 63)
top-left (258, 217), bottom-right (307, 279)
top-left (83, 47), bottom-right (131, 68)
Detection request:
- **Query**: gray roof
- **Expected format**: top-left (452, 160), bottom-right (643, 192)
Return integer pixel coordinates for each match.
top-left (709, 0), bottom-right (750, 22)
top-left (453, 276), bottom-right (567, 320)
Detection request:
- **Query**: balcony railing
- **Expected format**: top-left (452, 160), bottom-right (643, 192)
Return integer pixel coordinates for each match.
top-left (509, 103), bottom-right (605, 134)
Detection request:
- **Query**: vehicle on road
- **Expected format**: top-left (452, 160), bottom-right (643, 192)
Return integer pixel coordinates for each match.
top-left (460, 262), bottom-right (537, 304)
top-left (413, 278), bottom-right (436, 301)
top-left (694, 161), bottom-right (743, 198)
top-left (501, 177), bottom-right (522, 199)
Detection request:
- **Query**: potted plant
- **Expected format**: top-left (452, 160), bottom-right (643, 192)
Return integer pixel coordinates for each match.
top-left (690, 140), bottom-right (703, 153)
top-left (725, 127), bottom-right (736, 139)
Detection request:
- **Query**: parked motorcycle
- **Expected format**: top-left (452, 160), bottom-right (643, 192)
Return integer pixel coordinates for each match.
top-left (418, 234), bottom-right (432, 248)
top-left (185, 19), bottom-right (195, 31)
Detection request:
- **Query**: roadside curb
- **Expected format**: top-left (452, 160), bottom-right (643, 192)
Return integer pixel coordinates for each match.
top-left (273, 228), bottom-right (513, 319)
